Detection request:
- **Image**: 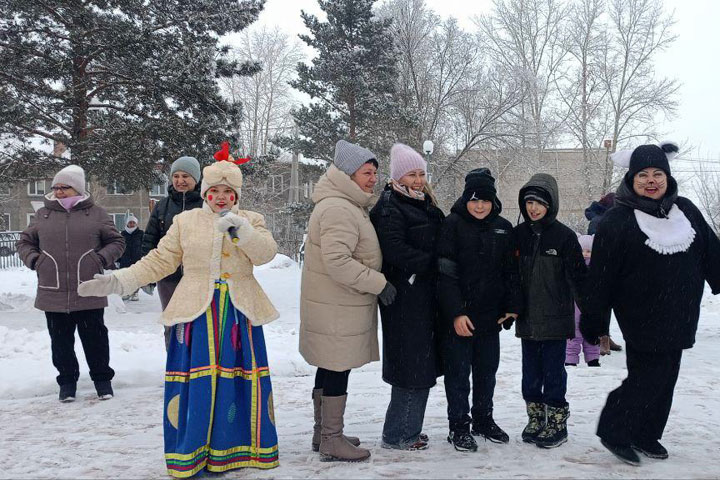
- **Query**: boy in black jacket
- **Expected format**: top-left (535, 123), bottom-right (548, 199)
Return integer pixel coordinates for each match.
top-left (513, 173), bottom-right (588, 449)
top-left (437, 168), bottom-right (522, 452)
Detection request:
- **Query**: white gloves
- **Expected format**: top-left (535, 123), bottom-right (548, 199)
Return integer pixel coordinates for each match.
top-left (215, 212), bottom-right (254, 246)
top-left (78, 273), bottom-right (125, 297)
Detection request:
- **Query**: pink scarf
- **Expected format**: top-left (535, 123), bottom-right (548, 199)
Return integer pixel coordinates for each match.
top-left (57, 195), bottom-right (84, 211)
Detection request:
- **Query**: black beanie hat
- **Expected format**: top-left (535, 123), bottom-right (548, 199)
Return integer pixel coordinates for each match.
top-left (611, 141), bottom-right (679, 179)
top-left (523, 187), bottom-right (551, 209)
top-left (462, 168), bottom-right (496, 203)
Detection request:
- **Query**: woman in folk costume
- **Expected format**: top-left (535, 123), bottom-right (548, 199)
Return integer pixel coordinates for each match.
top-left (79, 142), bottom-right (280, 477)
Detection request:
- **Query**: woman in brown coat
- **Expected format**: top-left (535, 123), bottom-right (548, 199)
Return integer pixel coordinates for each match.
top-left (16, 165), bottom-right (125, 402)
top-left (300, 140), bottom-right (396, 462)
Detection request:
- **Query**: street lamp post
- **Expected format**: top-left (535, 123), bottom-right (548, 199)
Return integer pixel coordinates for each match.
top-left (423, 140), bottom-right (434, 183)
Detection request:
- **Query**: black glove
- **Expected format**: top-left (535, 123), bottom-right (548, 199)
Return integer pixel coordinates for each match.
top-left (579, 314), bottom-right (602, 345)
top-left (378, 282), bottom-right (397, 306)
top-left (502, 318), bottom-right (515, 330)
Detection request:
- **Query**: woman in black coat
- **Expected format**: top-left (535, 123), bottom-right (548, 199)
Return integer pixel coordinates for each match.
top-left (142, 156), bottom-right (203, 348)
top-left (581, 142), bottom-right (720, 465)
top-left (369, 143), bottom-right (444, 451)
top-left (436, 168), bottom-right (522, 452)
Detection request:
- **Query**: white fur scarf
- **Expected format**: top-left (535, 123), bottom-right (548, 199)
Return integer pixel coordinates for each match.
top-left (634, 205), bottom-right (696, 255)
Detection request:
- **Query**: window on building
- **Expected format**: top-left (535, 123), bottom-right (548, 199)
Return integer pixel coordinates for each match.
top-left (107, 181), bottom-right (133, 195)
top-left (150, 178), bottom-right (168, 197)
top-left (0, 213), bottom-right (9, 231)
top-left (27, 180), bottom-right (46, 196)
top-left (0, 184), bottom-right (10, 196)
top-left (109, 213), bottom-right (132, 231)
top-left (26, 213), bottom-right (35, 227)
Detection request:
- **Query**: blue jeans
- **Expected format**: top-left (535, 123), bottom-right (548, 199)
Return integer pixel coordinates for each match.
top-left (521, 339), bottom-right (568, 407)
top-left (443, 331), bottom-right (500, 432)
top-left (382, 385), bottom-right (430, 447)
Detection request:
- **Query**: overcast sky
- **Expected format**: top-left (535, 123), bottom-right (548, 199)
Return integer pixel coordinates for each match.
top-left (231, 0), bottom-right (720, 160)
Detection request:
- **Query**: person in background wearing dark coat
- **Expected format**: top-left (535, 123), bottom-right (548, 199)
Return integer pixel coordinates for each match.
top-left (142, 156), bottom-right (203, 349)
top-left (370, 143), bottom-right (444, 451)
top-left (585, 192), bottom-right (615, 235)
top-left (118, 214), bottom-right (143, 301)
top-left (16, 165), bottom-right (125, 402)
top-left (584, 192), bottom-right (623, 354)
top-left (436, 168), bottom-right (522, 452)
top-left (580, 142), bottom-right (720, 466)
top-left (513, 173), bottom-right (588, 449)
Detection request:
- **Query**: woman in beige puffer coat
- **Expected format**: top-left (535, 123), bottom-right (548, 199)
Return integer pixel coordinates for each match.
top-left (300, 140), bottom-right (397, 463)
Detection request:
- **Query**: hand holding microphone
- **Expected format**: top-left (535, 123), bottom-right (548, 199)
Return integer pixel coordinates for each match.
top-left (216, 210), bottom-right (254, 245)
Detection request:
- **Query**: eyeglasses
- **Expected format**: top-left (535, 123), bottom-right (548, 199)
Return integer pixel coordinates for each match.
top-left (51, 185), bottom-right (73, 192)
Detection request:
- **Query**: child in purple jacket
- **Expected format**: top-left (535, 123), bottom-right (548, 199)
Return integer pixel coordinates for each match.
top-left (566, 235), bottom-right (600, 367)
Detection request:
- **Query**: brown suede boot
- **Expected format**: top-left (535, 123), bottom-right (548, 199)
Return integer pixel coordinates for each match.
top-left (319, 395), bottom-right (371, 462)
top-left (312, 389), bottom-right (360, 451)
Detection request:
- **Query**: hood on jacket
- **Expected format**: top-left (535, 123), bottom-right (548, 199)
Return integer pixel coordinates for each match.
top-left (311, 164), bottom-right (373, 208)
top-left (518, 173), bottom-right (560, 225)
top-left (584, 201), bottom-right (607, 221)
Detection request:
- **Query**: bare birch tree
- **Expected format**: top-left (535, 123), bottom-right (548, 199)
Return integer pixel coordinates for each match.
top-left (478, 0), bottom-right (570, 165)
top-left (220, 27), bottom-right (304, 157)
top-left (601, 0), bottom-right (679, 189)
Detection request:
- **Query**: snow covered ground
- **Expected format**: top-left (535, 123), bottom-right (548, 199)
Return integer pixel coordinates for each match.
top-left (1, 257), bottom-right (720, 478)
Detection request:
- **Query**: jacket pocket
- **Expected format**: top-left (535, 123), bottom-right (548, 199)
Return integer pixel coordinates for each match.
top-left (77, 249), bottom-right (104, 286)
top-left (37, 251), bottom-right (60, 290)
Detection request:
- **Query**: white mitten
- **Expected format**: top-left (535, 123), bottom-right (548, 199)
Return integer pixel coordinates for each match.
top-left (215, 213), bottom-right (254, 246)
top-left (78, 273), bottom-right (125, 297)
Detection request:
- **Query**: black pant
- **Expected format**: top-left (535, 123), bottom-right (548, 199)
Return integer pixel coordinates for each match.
top-left (314, 367), bottom-right (350, 397)
top-left (521, 339), bottom-right (568, 408)
top-left (158, 276), bottom-right (181, 351)
top-left (443, 331), bottom-right (500, 432)
top-left (46, 309), bottom-right (115, 386)
top-left (597, 346), bottom-right (682, 445)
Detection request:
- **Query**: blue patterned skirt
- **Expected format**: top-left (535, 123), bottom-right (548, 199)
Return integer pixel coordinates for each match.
top-left (163, 281), bottom-right (278, 477)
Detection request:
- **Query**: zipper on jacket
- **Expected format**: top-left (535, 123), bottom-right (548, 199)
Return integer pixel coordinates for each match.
top-left (182, 192), bottom-right (186, 211)
top-left (65, 212), bottom-right (70, 313)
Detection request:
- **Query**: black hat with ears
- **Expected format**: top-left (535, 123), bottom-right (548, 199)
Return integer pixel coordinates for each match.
top-left (611, 141), bottom-right (680, 178)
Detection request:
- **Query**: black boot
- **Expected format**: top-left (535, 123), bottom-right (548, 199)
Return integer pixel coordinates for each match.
top-left (59, 383), bottom-right (76, 403)
top-left (587, 359), bottom-right (600, 367)
top-left (472, 415), bottom-right (509, 444)
top-left (447, 430), bottom-right (478, 452)
top-left (631, 439), bottom-right (668, 459)
top-left (94, 380), bottom-right (113, 400)
top-left (521, 401), bottom-right (546, 443)
top-left (601, 438), bottom-right (641, 466)
top-left (535, 405), bottom-right (569, 448)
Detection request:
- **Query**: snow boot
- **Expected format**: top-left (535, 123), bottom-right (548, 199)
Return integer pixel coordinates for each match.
top-left (521, 401), bottom-right (546, 443)
top-left (447, 429), bottom-right (478, 452)
top-left (535, 405), bottom-right (569, 448)
top-left (601, 438), bottom-right (641, 466)
top-left (94, 380), bottom-right (113, 400)
top-left (631, 439), bottom-right (668, 459)
top-left (59, 383), bottom-right (76, 403)
top-left (312, 388), bottom-right (360, 452)
top-left (565, 362), bottom-right (577, 366)
top-left (472, 414), bottom-right (509, 444)
top-left (587, 359), bottom-right (600, 367)
top-left (609, 337), bottom-right (623, 351)
top-left (318, 395), bottom-right (370, 462)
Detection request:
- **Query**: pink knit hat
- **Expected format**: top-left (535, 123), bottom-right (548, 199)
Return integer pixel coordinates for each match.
top-left (390, 143), bottom-right (427, 181)
top-left (578, 234), bottom-right (594, 251)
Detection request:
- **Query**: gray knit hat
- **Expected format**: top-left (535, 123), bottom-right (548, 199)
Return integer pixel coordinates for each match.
top-left (333, 140), bottom-right (377, 176)
top-left (170, 156), bottom-right (201, 183)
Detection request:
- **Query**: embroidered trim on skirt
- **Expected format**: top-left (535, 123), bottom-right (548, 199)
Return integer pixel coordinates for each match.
top-left (164, 280), bottom-right (278, 478)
